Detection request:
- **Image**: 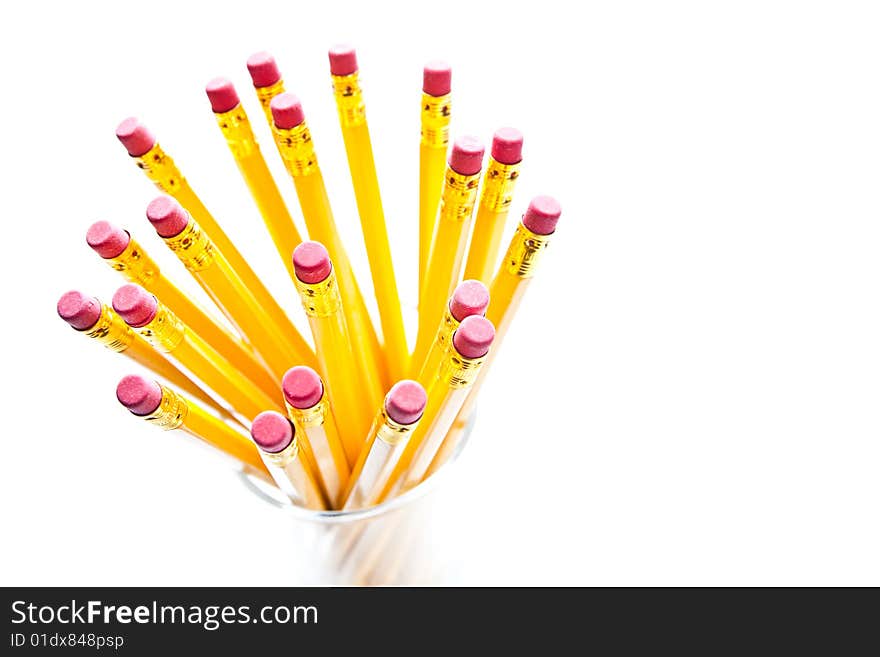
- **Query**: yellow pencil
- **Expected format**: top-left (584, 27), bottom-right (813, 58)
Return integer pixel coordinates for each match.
top-left (329, 46), bottom-right (409, 380)
top-left (85, 221), bottom-right (279, 399)
top-left (206, 77), bottom-right (305, 286)
top-left (291, 241), bottom-right (378, 466)
top-left (411, 136), bottom-right (485, 376)
top-left (428, 196), bottom-right (561, 475)
top-left (269, 92), bottom-right (387, 398)
top-left (246, 51), bottom-right (286, 126)
top-left (419, 62), bottom-right (452, 309)
top-left (115, 117), bottom-right (302, 359)
top-left (117, 374), bottom-right (270, 478)
top-left (146, 195), bottom-right (315, 380)
top-left (462, 128), bottom-right (524, 285)
top-left (112, 283), bottom-right (283, 422)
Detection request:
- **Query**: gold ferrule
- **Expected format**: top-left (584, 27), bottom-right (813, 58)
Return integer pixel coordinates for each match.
top-left (262, 433), bottom-right (299, 468)
top-left (293, 269), bottom-right (342, 318)
top-left (106, 236), bottom-right (159, 286)
top-left (376, 408), bottom-right (419, 446)
top-left (255, 79), bottom-right (285, 117)
top-left (142, 385), bottom-right (188, 430)
top-left (420, 92), bottom-right (451, 148)
top-left (440, 349), bottom-right (487, 389)
top-left (215, 106), bottom-right (258, 159)
top-left (85, 305), bottom-right (135, 353)
top-left (435, 306), bottom-right (458, 350)
top-left (504, 223), bottom-right (553, 279)
top-left (438, 167), bottom-right (481, 224)
top-left (480, 159), bottom-right (521, 213)
top-left (286, 396), bottom-right (327, 429)
top-left (136, 302), bottom-right (185, 352)
top-left (331, 73), bottom-right (366, 128)
top-left (135, 143), bottom-right (185, 194)
top-left (273, 122), bottom-right (318, 177)
top-left (162, 219), bottom-right (216, 273)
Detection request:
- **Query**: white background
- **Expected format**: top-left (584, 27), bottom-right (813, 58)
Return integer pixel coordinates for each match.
top-left (1, 0), bottom-right (878, 585)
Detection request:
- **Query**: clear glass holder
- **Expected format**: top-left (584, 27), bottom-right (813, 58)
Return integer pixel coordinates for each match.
top-left (238, 415), bottom-right (475, 585)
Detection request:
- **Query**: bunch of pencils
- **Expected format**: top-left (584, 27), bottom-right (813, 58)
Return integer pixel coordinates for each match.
top-left (56, 46), bottom-right (562, 511)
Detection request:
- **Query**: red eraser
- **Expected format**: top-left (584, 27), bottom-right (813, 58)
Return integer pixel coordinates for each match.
top-left (385, 380), bottom-right (427, 425)
top-left (328, 44), bottom-right (358, 76)
top-left (116, 374), bottom-right (163, 416)
top-left (251, 411), bottom-right (294, 453)
top-left (112, 284), bottom-right (158, 328)
top-left (57, 291), bottom-right (101, 331)
top-left (281, 366), bottom-right (324, 410)
top-left (115, 117), bottom-right (156, 157)
top-left (146, 196), bottom-right (190, 238)
top-left (293, 241), bottom-right (331, 284)
top-left (453, 315), bottom-right (495, 359)
top-left (86, 221), bottom-right (130, 259)
top-left (205, 77), bottom-right (240, 114)
top-left (423, 61), bottom-right (451, 96)
top-left (270, 93), bottom-right (305, 129)
top-left (448, 136), bottom-right (484, 176)
top-left (449, 280), bottom-right (490, 322)
top-left (522, 195), bottom-right (562, 235)
top-left (247, 51), bottom-right (282, 88)
top-left (491, 127), bottom-right (524, 165)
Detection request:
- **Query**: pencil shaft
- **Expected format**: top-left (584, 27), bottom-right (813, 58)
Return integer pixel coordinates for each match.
top-left (419, 143), bottom-right (446, 302)
top-left (182, 398), bottom-right (269, 475)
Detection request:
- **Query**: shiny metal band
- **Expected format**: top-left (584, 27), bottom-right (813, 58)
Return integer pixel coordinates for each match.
top-left (294, 270), bottom-right (341, 318)
top-left (84, 305), bottom-right (134, 353)
top-left (273, 123), bottom-right (318, 177)
top-left (107, 237), bottom-right (159, 286)
top-left (504, 223), bottom-right (552, 278)
top-left (332, 73), bottom-right (366, 127)
top-left (420, 92), bottom-right (451, 148)
top-left (438, 168), bottom-right (481, 223)
top-left (480, 159), bottom-right (521, 213)
top-left (215, 106), bottom-right (257, 159)
top-left (136, 302), bottom-right (185, 352)
top-left (136, 144), bottom-right (184, 194)
top-left (162, 219), bottom-right (216, 273)
top-left (143, 385), bottom-right (188, 430)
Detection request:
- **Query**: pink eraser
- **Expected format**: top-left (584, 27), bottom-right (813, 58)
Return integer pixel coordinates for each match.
top-left (57, 291), bottom-right (101, 331)
top-left (146, 196), bottom-right (190, 238)
top-left (453, 315), bottom-right (495, 359)
top-left (112, 284), bottom-right (158, 328)
top-left (385, 380), bottom-right (427, 425)
top-left (448, 136), bottom-right (484, 176)
top-left (281, 366), bottom-right (324, 410)
top-left (116, 374), bottom-right (163, 416)
top-left (250, 411), bottom-right (294, 453)
top-left (270, 93), bottom-right (305, 129)
top-left (86, 221), bottom-right (130, 259)
top-left (115, 117), bottom-right (156, 157)
top-left (246, 51), bottom-right (281, 88)
top-left (328, 44), bottom-right (358, 76)
top-left (423, 61), bottom-right (451, 96)
top-left (449, 280), bottom-right (490, 322)
top-left (205, 77), bottom-right (240, 114)
top-left (293, 241), bottom-right (331, 284)
top-left (522, 195), bottom-right (562, 235)
top-left (491, 127), bottom-right (524, 165)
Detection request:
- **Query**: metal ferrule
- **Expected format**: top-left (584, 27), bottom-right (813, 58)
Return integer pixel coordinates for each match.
top-left (420, 92), bottom-right (451, 148)
top-left (261, 434), bottom-right (299, 468)
top-left (106, 236), bottom-right (159, 286)
top-left (255, 79), bottom-right (285, 121)
top-left (135, 143), bottom-right (185, 194)
top-left (440, 349), bottom-right (486, 389)
top-left (435, 306), bottom-right (458, 352)
top-left (136, 302), bottom-right (185, 353)
top-left (293, 269), bottom-right (341, 318)
top-left (331, 72), bottom-right (366, 127)
top-left (273, 122), bottom-right (318, 177)
top-left (504, 222), bottom-right (553, 279)
top-left (142, 385), bottom-right (188, 430)
top-left (84, 305), bottom-right (134, 353)
top-left (438, 167), bottom-right (481, 224)
top-left (376, 407), bottom-right (421, 446)
top-left (479, 158), bottom-right (521, 213)
top-left (286, 396), bottom-right (327, 429)
top-left (162, 219), bottom-right (216, 273)
top-left (215, 105), bottom-right (258, 159)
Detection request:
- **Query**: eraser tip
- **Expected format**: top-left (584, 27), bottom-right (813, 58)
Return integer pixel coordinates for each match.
top-left (522, 195), bottom-right (562, 235)
top-left (116, 375), bottom-right (162, 416)
top-left (86, 221), bottom-right (130, 259)
top-left (281, 366), bottom-right (324, 410)
top-left (112, 284), bottom-right (157, 328)
top-left (453, 316), bottom-right (495, 359)
top-left (57, 291), bottom-right (101, 331)
top-left (250, 411), bottom-right (294, 453)
top-left (115, 117), bottom-right (155, 157)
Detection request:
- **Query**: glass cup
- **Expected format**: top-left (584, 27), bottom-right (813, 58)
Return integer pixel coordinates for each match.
top-left (239, 417), bottom-right (474, 585)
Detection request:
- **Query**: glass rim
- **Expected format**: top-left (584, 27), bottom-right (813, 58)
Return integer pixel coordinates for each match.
top-left (237, 413), bottom-right (475, 525)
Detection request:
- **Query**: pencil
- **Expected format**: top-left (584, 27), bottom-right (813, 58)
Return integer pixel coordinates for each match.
top-left (329, 46), bottom-right (409, 380)
top-left (116, 374), bottom-right (269, 478)
top-left (86, 220), bottom-right (279, 399)
top-left (205, 77), bottom-right (304, 286)
top-left (246, 51), bottom-right (286, 125)
top-left (419, 62), bottom-right (452, 308)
